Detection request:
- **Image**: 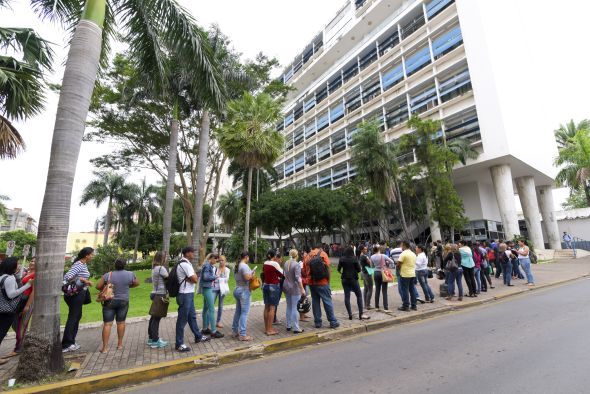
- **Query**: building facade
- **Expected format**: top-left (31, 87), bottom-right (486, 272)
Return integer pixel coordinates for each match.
top-left (0, 208), bottom-right (37, 234)
top-left (273, 0), bottom-right (561, 248)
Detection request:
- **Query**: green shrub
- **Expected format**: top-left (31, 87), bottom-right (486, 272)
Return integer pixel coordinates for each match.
top-left (89, 244), bottom-right (131, 277)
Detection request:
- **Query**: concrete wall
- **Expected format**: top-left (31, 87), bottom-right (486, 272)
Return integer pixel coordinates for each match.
top-left (456, 181), bottom-right (502, 222)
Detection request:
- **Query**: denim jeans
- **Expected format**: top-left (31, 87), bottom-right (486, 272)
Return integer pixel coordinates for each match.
top-left (416, 270), bottom-right (435, 301)
top-left (309, 285), bottom-right (338, 327)
top-left (361, 272), bottom-right (374, 309)
top-left (501, 261), bottom-right (512, 285)
top-left (285, 293), bottom-right (301, 331)
top-left (342, 278), bottom-right (363, 318)
top-left (512, 259), bottom-right (524, 279)
top-left (214, 290), bottom-right (225, 324)
top-left (399, 277), bottom-right (417, 308)
top-left (519, 258), bottom-right (534, 283)
top-left (202, 287), bottom-right (217, 332)
top-left (175, 292), bottom-right (202, 348)
top-left (447, 269), bottom-right (464, 297)
top-left (474, 267), bottom-right (481, 293)
top-left (62, 289), bottom-right (86, 348)
top-left (232, 286), bottom-right (251, 336)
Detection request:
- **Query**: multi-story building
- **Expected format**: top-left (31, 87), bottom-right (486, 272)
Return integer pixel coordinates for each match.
top-left (273, 0), bottom-right (561, 249)
top-left (0, 208), bottom-right (37, 233)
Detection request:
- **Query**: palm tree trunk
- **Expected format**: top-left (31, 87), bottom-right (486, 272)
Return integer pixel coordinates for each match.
top-left (192, 110), bottom-right (211, 262)
top-left (243, 167), bottom-right (254, 252)
top-left (16, 7), bottom-right (104, 381)
top-left (103, 197), bottom-right (112, 246)
top-left (133, 219), bottom-right (141, 263)
top-left (393, 178), bottom-right (410, 239)
top-left (162, 117), bottom-right (179, 263)
top-left (200, 156), bottom-right (227, 261)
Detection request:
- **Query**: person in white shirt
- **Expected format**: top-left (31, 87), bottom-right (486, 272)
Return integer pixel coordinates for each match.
top-left (415, 245), bottom-right (435, 303)
top-left (175, 247), bottom-right (210, 352)
top-left (563, 232), bottom-right (572, 249)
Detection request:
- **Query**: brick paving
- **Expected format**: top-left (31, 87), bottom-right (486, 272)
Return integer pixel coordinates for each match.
top-left (1, 258), bottom-right (589, 384)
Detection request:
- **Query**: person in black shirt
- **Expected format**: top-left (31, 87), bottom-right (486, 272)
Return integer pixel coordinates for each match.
top-left (338, 247), bottom-right (370, 320)
top-left (358, 245), bottom-right (373, 310)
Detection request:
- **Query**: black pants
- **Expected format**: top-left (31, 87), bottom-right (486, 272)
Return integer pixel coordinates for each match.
top-left (148, 316), bottom-right (161, 341)
top-left (373, 272), bottom-right (388, 310)
top-left (481, 267), bottom-right (493, 291)
top-left (0, 312), bottom-right (16, 346)
top-left (62, 290), bottom-right (86, 348)
top-left (462, 266), bottom-right (477, 296)
top-left (494, 259), bottom-right (502, 278)
top-left (342, 278), bottom-right (363, 318)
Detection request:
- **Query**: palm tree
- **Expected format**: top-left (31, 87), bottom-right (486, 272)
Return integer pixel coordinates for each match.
top-left (14, 0), bottom-right (222, 378)
top-left (0, 26), bottom-right (53, 159)
top-left (125, 178), bottom-right (160, 262)
top-left (0, 194), bottom-right (8, 224)
top-left (350, 119), bottom-right (410, 238)
top-left (446, 137), bottom-right (479, 167)
top-left (80, 171), bottom-right (127, 246)
top-left (555, 119), bottom-right (590, 149)
top-left (217, 190), bottom-right (241, 232)
top-left (555, 129), bottom-right (590, 206)
top-left (216, 92), bottom-right (283, 250)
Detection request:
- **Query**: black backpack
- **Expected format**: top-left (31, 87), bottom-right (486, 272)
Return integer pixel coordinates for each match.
top-left (309, 253), bottom-right (329, 281)
top-left (166, 260), bottom-right (188, 297)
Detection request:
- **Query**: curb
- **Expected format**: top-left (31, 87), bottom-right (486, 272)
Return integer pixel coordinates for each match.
top-left (9, 273), bottom-right (589, 393)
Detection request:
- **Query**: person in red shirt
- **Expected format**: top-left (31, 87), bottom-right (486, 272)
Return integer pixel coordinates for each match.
top-left (9, 258), bottom-right (35, 357)
top-left (262, 250), bottom-right (283, 335)
top-left (303, 244), bottom-right (339, 329)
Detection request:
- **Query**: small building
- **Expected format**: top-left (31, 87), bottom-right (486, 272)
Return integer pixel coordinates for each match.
top-left (0, 208), bottom-right (37, 234)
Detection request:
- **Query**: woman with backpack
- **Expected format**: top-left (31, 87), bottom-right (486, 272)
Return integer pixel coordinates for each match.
top-left (444, 244), bottom-right (464, 301)
top-left (338, 247), bottom-right (370, 320)
top-left (498, 243), bottom-right (514, 286)
top-left (148, 251), bottom-right (168, 349)
top-left (262, 250), bottom-right (283, 336)
top-left (283, 249), bottom-right (306, 333)
top-left (232, 252), bottom-right (254, 341)
top-left (201, 253), bottom-right (224, 339)
top-left (62, 247), bottom-right (94, 353)
top-left (0, 257), bottom-right (33, 359)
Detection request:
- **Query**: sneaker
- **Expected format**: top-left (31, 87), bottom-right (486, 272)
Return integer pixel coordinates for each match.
top-left (201, 329), bottom-right (212, 335)
top-left (211, 331), bottom-right (224, 339)
top-left (195, 335), bottom-right (210, 343)
top-left (329, 323), bottom-right (340, 329)
top-left (176, 344), bottom-right (191, 352)
top-left (147, 339), bottom-right (155, 346)
top-left (72, 343), bottom-right (81, 351)
top-left (62, 344), bottom-right (76, 353)
top-left (150, 339), bottom-right (168, 349)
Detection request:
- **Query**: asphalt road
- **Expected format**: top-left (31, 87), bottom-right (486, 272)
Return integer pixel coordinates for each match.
top-left (122, 279), bottom-right (590, 394)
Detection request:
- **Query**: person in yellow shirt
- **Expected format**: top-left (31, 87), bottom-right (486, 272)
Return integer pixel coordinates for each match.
top-left (397, 241), bottom-right (417, 312)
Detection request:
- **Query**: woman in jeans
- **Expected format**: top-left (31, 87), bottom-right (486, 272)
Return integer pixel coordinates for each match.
top-left (148, 251), bottom-right (168, 348)
top-left (358, 246), bottom-right (373, 309)
top-left (444, 245), bottom-right (463, 301)
top-left (283, 249), bottom-right (306, 333)
top-left (262, 249), bottom-right (283, 335)
top-left (371, 246), bottom-right (394, 311)
top-left (97, 259), bottom-right (139, 353)
top-left (517, 240), bottom-right (535, 286)
top-left (62, 247), bottom-right (94, 353)
top-left (415, 245), bottom-right (435, 303)
top-left (499, 243), bottom-right (514, 286)
top-left (338, 247), bottom-right (370, 320)
top-left (201, 253), bottom-right (224, 338)
top-left (472, 245), bottom-right (482, 294)
top-left (212, 255), bottom-right (231, 329)
top-left (458, 241), bottom-right (477, 297)
top-left (232, 252), bottom-right (254, 341)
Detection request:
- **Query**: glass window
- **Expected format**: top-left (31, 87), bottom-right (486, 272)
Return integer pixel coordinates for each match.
top-left (294, 105), bottom-right (304, 121)
top-left (330, 102), bottom-right (344, 123)
top-left (306, 175), bottom-right (318, 188)
top-left (294, 127), bottom-right (304, 146)
top-left (316, 86), bottom-right (328, 104)
top-left (404, 45), bottom-right (431, 77)
top-left (384, 99), bottom-right (409, 128)
top-left (444, 109), bottom-right (480, 142)
top-left (438, 68), bottom-right (471, 102)
top-left (332, 163), bottom-right (348, 188)
top-left (276, 120), bottom-right (284, 132)
top-left (317, 139), bottom-right (331, 161)
top-left (304, 97), bottom-right (316, 112)
top-left (432, 25), bottom-right (462, 59)
top-left (359, 46), bottom-right (378, 70)
top-left (345, 87), bottom-right (362, 114)
top-left (285, 132), bottom-right (293, 151)
top-left (343, 63), bottom-right (359, 84)
top-left (331, 130), bottom-right (346, 155)
top-left (294, 154), bottom-right (305, 172)
top-left (317, 112), bottom-right (329, 131)
top-left (275, 163), bottom-right (284, 180)
top-left (283, 68), bottom-right (294, 83)
top-left (305, 146), bottom-right (317, 166)
top-left (401, 13), bottom-right (425, 39)
top-left (378, 31), bottom-right (399, 57)
top-left (362, 78), bottom-right (381, 103)
top-left (329, 74), bottom-right (342, 94)
top-left (381, 63), bottom-right (404, 91)
top-left (346, 123), bottom-right (361, 145)
top-left (284, 160), bottom-right (294, 177)
top-left (348, 164), bottom-right (357, 180)
top-left (305, 121), bottom-right (317, 139)
top-left (318, 170), bottom-right (332, 189)
top-left (284, 112), bottom-right (294, 127)
top-left (426, 0), bottom-right (454, 19)
top-left (410, 83), bottom-right (437, 114)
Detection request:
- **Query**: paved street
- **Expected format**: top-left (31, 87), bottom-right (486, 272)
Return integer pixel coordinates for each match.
top-left (123, 276), bottom-right (590, 394)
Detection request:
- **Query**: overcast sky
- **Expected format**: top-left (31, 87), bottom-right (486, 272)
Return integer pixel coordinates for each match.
top-left (0, 0), bottom-right (588, 232)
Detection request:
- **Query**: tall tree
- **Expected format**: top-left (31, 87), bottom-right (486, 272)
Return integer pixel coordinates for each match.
top-left (217, 190), bottom-right (241, 232)
top-left (555, 129), bottom-right (590, 206)
top-left (0, 26), bottom-right (53, 158)
top-left (79, 171), bottom-right (127, 246)
top-left (217, 92), bottom-right (284, 251)
top-left (125, 178), bottom-right (160, 262)
top-left (555, 119), bottom-right (590, 149)
top-left (16, 0), bottom-right (222, 379)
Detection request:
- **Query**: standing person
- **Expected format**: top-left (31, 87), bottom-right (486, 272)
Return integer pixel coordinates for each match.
top-left (492, 240), bottom-right (502, 279)
top-left (303, 244), bottom-right (339, 329)
top-left (148, 251), bottom-right (168, 348)
top-left (271, 251), bottom-right (283, 326)
top-left (299, 247), bottom-right (311, 322)
top-left (6, 258), bottom-right (35, 358)
top-left (232, 252), bottom-right (254, 341)
top-left (0, 258), bottom-right (33, 356)
top-left (563, 232), bottom-right (573, 249)
top-left (499, 243), bottom-right (514, 286)
top-left (262, 250), bottom-right (283, 336)
top-left (213, 255), bottom-right (231, 329)
top-left (371, 246), bottom-right (394, 311)
top-left (472, 244), bottom-right (482, 294)
top-left (517, 240), bottom-right (535, 286)
top-left (397, 241), bottom-right (418, 311)
top-left (338, 247), bottom-right (370, 320)
top-left (444, 245), bottom-right (463, 301)
top-left (479, 242), bottom-right (494, 291)
top-left (97, 259), bottom-right (139, 353)
top-left (175, 247), bottom-right (210, 352)
top-left (508, 241), bottom-right (525, 280)
top-left (458, 241), bottom-right (477, 297)
top-left (359, 246), bottom-right (373, 310)
top-left (283, 249), bottom-right (306, 334)
top-left (415, 245), bottom-right (435, 303)
top-left (62, 247), bottom-right (94, 353)
top-left (201, 253), bottom-right (224, 338)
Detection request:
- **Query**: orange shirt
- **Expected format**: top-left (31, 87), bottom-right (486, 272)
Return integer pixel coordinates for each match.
top-left (303, 248), bottom-right (331, 286)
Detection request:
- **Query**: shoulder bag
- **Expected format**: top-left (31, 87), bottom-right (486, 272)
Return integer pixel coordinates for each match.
top-left (0, 275), bottom-right (22, 314)
top-left (149, 267), bottom-right (169, 318)
top-left (249, 271), bottom-right (261, 291)
top-left (381, 257), bottom-right (395, 283)
top-left (96, 272), bottom-right (115, 303)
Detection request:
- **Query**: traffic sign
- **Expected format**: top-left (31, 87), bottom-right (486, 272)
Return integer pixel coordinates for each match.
top-left (6, 240), bottom-right (15, 257)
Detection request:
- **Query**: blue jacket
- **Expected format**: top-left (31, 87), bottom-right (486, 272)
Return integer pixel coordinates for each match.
top-left (200, 262), bottom-right (216, 288)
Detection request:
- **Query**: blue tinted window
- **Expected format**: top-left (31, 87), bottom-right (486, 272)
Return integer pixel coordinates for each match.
top-left (404, 46), bottom-right (431, 76)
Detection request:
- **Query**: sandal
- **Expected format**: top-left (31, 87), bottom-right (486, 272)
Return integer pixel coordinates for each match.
top-left (265, 330), bottom-right (279, 336)
top-left (0, 359), bottom-right (9, 365)
top-left (239, 335), bottom-right (253, 341)
top-left (216, 323), bottom-right (224, 328)
top-left (3, 352), bottom-right (18, 359)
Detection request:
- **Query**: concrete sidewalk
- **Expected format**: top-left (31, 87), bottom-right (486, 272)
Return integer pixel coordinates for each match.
top-left (1, 258), bottom-right (589, 388)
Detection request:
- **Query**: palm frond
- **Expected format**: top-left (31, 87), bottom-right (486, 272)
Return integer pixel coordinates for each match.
top-left (0, 114), bottom-right (24, 159)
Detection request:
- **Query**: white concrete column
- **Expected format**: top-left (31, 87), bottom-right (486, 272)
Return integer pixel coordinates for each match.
top-left (490, 164), bottom-right (520, 239)
top-left (426, 197), bottom-right (442, 242)
top-left (536, 185), bottom-right (562, 249)
top-left (515, 176), bottom-right (545, 249)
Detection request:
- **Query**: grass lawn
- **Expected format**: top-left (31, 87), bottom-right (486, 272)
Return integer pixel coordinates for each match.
top-left (61, 265), bottom-right (347, 325)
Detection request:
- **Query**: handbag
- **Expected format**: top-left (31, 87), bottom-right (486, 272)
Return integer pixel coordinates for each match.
top-left (446, 255), bottom-right (459, 272)
top-left (381, 268), bottom-right (395, 283)
top-left (149, 294), bottom-right (170, 318)
top-left (0, 275), bottom-right (21, 313)
top-left (83, 289), bottom-right (91, 305)
top-left (96, 272), bottom-right (114, 303)
top-left (62, 277), bottom-right (83, 297)
top-left (249, 274), bottom-right (261, 291)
